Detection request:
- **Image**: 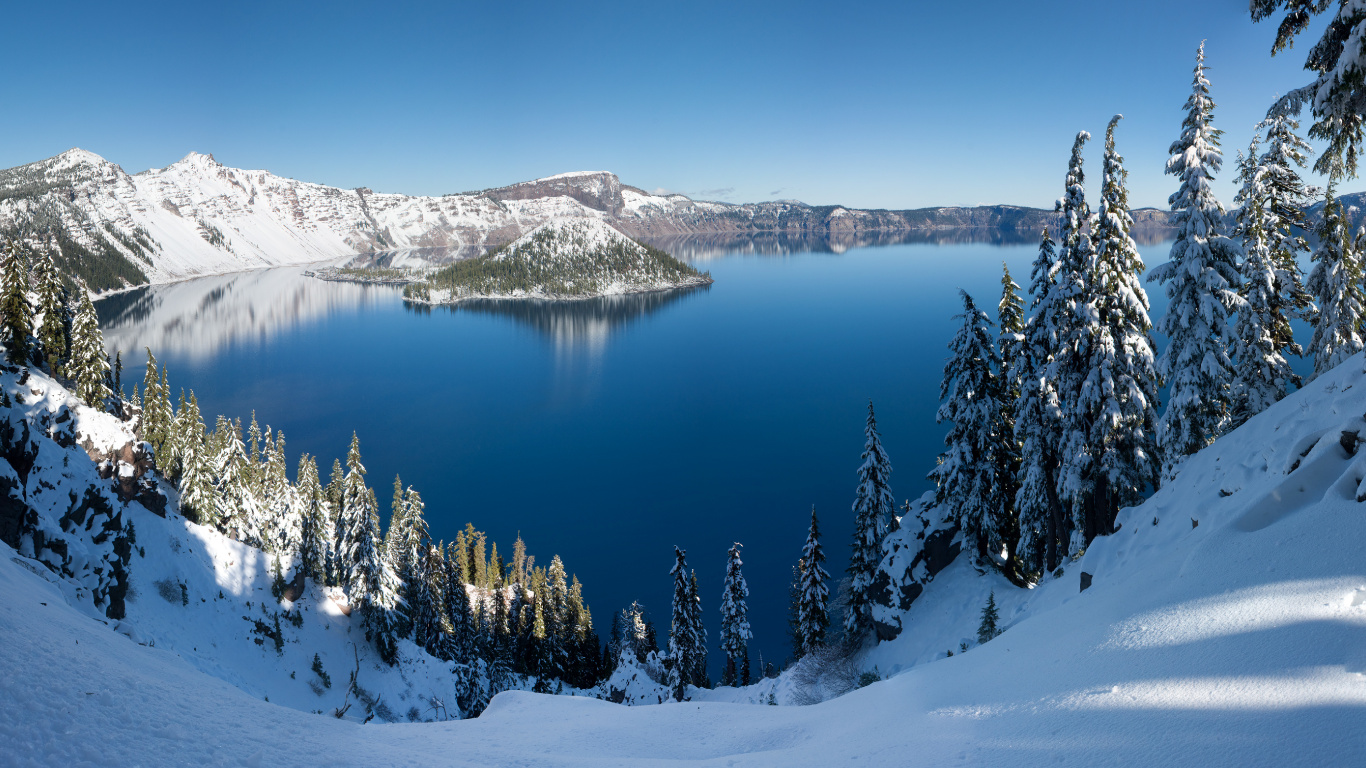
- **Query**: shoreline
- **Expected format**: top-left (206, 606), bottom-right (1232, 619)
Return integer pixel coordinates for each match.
top-left (402, 274), bottom-right (714, 306)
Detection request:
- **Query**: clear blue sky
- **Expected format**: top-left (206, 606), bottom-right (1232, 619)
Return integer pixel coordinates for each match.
top-left (0, 1), bottom-right (1331, 209)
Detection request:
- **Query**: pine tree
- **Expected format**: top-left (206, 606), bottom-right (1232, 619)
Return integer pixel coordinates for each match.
top-left (1250, 4), bottom-right (1366, 181)
top-left (138, 353), bottom-right (164, 450)
top-left (719, 543), bottom-right (751, 687)
top-left (411, 543), bottom-right (446, 657)
top-left (1259, 113), bottom-right (1316, 352)
top-left (33, 246), bottom-right (65, 376)
top-left (261, 430), bottom-right (297, 554)
top-left (796, 506), bottom-right (830, 656)
top-left (929, 291), bottom-right (1007, 570)
top-left (0, 241), bottom-right (33, 365)
top-left (1015, 228), bottom-right (1067, 576)
top-left (846, 401), bottom-right (893, 641)
top-left (1149, 42), bottom-right (1243, 479)
top-left (68, 283), bottom-right (112, 408)
top-left (333, 434), bottom-right (400, 663)
top-left (546, 554), bottom-right (570, 678)
top-left (295, 454), bottom-right (330, 584)
top-left (976, 591), bottom-right (999, 645)
top-left (687, 570), bottom-right (707, 688)
top-left (443, 540), bottom-right (476, 661)
top-left (995, 264), bottom-right (1026, 578)
top-left (1306, 187), bottom-right (1365, 377)
top-left (1066, 115), bottom-right (1161, 551)
top-left (1232, 131), bottom-right (1299, 425)
top-left (214, 418), bottom-right (263, 546)
top-left (667, 547), bottom-right (694, 701)
top-left (176, 393), bottom-right (214, 525)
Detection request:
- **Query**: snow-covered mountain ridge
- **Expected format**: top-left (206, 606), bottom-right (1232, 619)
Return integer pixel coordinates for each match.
top-left (0, 149), bottom-right (1173, 293)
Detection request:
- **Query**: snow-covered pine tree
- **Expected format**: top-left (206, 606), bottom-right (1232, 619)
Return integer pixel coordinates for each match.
top-left (176, 393), bottom-right (214, 525)
top-left (443, 540), bottom-right (476, 662)
top-left (214, 418), bottom-right (263, 547)
top-left (1015, 227), bottom-right (1067, 576)
top-left (1258, 113), bottom-right (1316, 348)
top-left (718, 542), bottom-right (752, 687)
top-left (1049, 129), bottom-right (1106, 556)
top-left (33, 246), bottom-right (65, 376)
top-left (930, 290), bottom-right (1007, 570)
top-left (1149, 42), bottom-right (1243, 479)
top-left (0, 241), bottom-right (32, 365)
top-left (546, 555), bottom-right (570, 679)
top-left (846, 401), bottom-right (893, 641)
top-left (334, 434), bottom-right (401, 663)
top-left (1066, 115), bottom-right (1161, 550)
top-left (687, 570), bottom-right (707, 688)
top-left (295, 454), bottom-right (330, 584)
top-left (411, 543), bottom-right (446, 657)
top-left (796, 506), bottom-right (830, 656)
top-left (68, 283), bottom-right (112, 409)
top-left (977, 590), bottom-right (999, 644)
top-left (1250, 3), bottom-right (1366, 181)
top-left (667, 546), bottom-right (694, 701)
top-left (260, 430), bottom-right (297, 555)
top-left (164, 390), bottom-right (188, 483)
top-left (1232, 131), bottom-right (1299, 425)
top-left (995, 263), bottom-right (1026, 575)
top-left (1306, 187), bottom-right (1365, 377)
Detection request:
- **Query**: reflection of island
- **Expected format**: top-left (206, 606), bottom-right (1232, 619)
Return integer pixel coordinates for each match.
top-left (418, 285), bottom-right (710, 353)
top-left (644, 226), bottom-right (1175, 260)
top-left (95, 267), bottom-right (399, 359)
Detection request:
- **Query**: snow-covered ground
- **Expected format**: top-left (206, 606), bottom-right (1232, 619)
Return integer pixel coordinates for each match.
top-left (4, 350), bottom-right (1366, 764)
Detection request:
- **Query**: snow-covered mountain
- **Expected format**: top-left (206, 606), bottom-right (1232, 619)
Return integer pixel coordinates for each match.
top-left (0, 149), bottom-right (1173, 293)
top-left (5, 331), bottom-right (1366, 763)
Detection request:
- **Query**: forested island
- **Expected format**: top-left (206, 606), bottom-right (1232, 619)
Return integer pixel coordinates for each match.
top-left (401, 218), bottom-right (711, 304)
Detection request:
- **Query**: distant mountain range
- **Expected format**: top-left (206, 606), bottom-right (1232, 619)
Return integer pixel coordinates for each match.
top-left (0, 149), bottom-right (1182, 292)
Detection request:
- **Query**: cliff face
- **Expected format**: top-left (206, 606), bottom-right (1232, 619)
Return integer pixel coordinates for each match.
top-left (0, 149), bottom-right (1174, 292)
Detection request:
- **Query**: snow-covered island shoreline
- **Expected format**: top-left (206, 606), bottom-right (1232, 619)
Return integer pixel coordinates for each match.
top-left (400, 218), bottom-right (713, 305)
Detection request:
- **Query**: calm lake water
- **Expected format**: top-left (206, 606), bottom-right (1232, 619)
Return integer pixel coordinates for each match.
top-left (98, 233), bottom-right (1200, 675)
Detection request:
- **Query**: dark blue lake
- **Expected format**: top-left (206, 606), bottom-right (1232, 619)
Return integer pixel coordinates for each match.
top-left (97, 233), bottom-right (1196, 676)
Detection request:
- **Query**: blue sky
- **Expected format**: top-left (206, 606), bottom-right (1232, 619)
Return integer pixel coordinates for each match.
top-left (0, 1), bottom-right (1331, 209)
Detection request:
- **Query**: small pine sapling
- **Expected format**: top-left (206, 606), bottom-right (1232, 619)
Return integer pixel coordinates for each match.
top-left (977, 590), bottom-right (1000, 645)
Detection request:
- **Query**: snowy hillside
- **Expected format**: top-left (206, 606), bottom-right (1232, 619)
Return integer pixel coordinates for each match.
top-left (4, 347), bottom-right (1366, 764)
top-left (405, 218), bottom-right (712, 302)
top-left (0, 149), bottom-right (1169, 293)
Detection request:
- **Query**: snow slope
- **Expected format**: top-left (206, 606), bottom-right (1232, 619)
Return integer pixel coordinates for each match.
top-left (5, 354), bottom-right (1366, 764)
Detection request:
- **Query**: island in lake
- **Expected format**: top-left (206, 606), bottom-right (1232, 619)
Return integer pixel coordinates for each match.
top-left (400, 217), bottom-right (712, 304)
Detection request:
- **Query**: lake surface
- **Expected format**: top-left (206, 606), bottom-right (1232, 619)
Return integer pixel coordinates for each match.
top-left (98, 234), bottom-right (1204, 676)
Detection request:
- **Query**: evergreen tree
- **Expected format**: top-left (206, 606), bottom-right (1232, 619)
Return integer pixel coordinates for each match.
top-left (411, 543), bottom-right (446, 657)
top-left (1232, 131), bottom-right (1299, 424)
top-left (1015, 228), bottom-right (1067, 576)
top-left (33, 246), bottom-right (65, 376)
top-left (796, 506), bottom-right (830, 656)
top-left (1149, 42), bottom-right (1242, 479)
top-left (295, 454), bottom-right (330, 584)
top-left (929, 291), bottom-right (1007, 570)
top-left (214, 418), bottom-right (263, 546)
top-left (443, 540), bottom-right (476, 661)
top-left (0, 241), bottom-right (33, 365)
top-left (995, 264), bottom-right (1026, 578)
top-left (718, 543), bottom-right (751, 687)
top-left (1258, 113), bottom-right (1316, 338)
top-left (138, 353), bottom-right (164, 450)
top-left (176, 393), bottom-right (214, 525)
top-left (1250, 3), bottom-right (1366, 181)
top-left (687, 570), bottom-right (707, 688)
top-left (333, 434), bottom-right (401, 664)
top-left (976, 591), bottom-right (999, 645)
top-left (68, 283), bottom-right (112, 408)
top-left (667, 547), bottom-right (695, 701)
top-left (1306, 187), bottom-right (1365, 377)
top-left (1065, 115), bottom-right (1161, 550)
top-left (546, 555), bottom-right (570, 678)
top-left (261, 430), bottom-right (297, 554)
top-left (846, 401), bottom-right (893, 641)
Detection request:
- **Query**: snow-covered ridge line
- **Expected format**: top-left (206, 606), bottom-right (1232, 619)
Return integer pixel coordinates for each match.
top-left (0, 148), bottom-right (1173, 294)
